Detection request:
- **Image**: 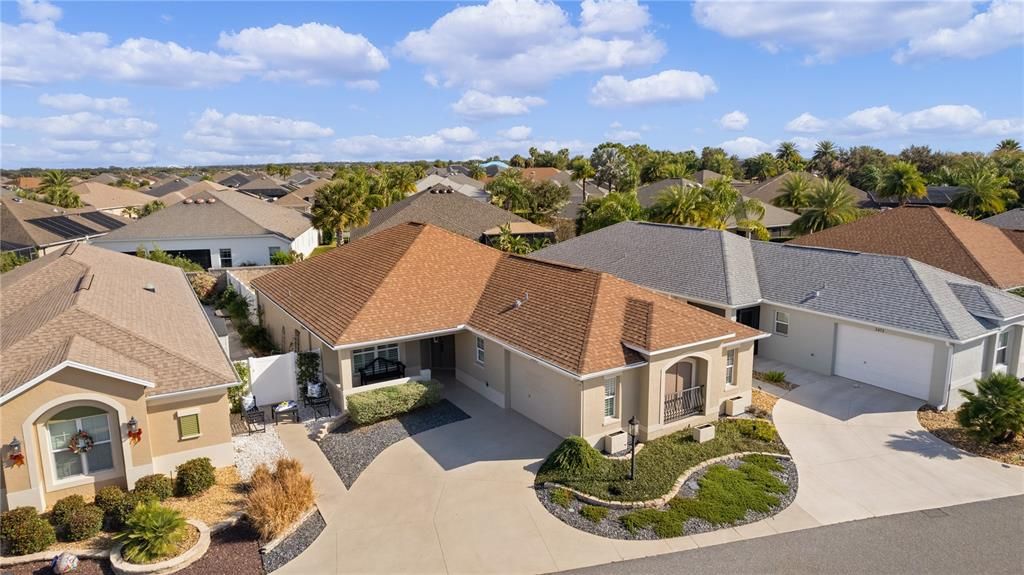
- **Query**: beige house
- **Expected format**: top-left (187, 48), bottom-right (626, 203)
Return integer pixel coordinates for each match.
top-left (1, 244), bottom-right (238, 510)
top-left (252, 223), bottom-right (765, 448)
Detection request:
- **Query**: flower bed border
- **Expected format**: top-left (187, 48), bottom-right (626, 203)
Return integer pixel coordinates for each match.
top-left (109, 519), bottom-right (210, 575)
top-left (542, 451), bottom-right (792, 509)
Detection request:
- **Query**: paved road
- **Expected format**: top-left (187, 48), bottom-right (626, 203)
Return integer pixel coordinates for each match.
top-left (558, 495), bottom-right (1024, 575)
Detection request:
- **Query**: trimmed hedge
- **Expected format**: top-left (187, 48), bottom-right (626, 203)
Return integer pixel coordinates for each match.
top-left (61, 505), bottom-right (104, 542)
top-left (347, 380), bottom-right (442, 425)
top-left (110, 492), bottom-right (156, 531)
top-left (1, 507), bottom-right (56, 556)
top-left (542, 436), bottom-right (604, 478)
top-left (175, 457), bottom-right (216, 497)
top-left (50, 495), bottom-right (86, 527)
top-left (134, 474), bottom-right (174, 501)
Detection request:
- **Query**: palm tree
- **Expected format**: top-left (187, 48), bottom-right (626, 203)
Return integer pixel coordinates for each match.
top-left (570, 158), bottom-right (596, 201)
top-left (860, 164), bottom-right (885, 193)
top-left (791, 177), bottom-right (860, 235)
top-left (40, 170), bottom-right (82, 208)
top-left (494, 223), bottom-right (532, 254)
top-left (775, 142), bottom-right (803, 171)
top-left (648, 185), bottom-right (705, 226)
top-left (662, 163), bottom-right (691, 180)
top-left (700, 178), bottom-right (770, 240)
top-left (949, 158), bottom-right (1017, 218)
top-left (310, 179), bottom-right (370, 245)
top-left (773, 173), bottom-right (812, 212)
top-left (486, 169), bottom-right (531, 216)
top-left (469, 164), bottom-right (486, 180)
top-left (746, 152), bottom-right (779, 182)
top-left (811, 141), bottom-right (841, 176)
top-left (995, 139), bottom-right (1021, 154)
top-left (876, 161), bottom-right (926, 205)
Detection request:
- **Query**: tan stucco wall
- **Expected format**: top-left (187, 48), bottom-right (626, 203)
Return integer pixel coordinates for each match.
top-left (580, 367), bottom-right (642, 446)
top-left (507, 353), bottom-right (581, 437)
top-left (145, 393), bottom-right (232, 459)
top-left (454, 331), bottom-right (507, 405)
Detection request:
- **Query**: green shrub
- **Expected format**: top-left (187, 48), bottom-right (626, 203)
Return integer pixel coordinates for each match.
top-left (61, 505), bottom-right (104, 542)
top-left (175, 457), bottom-right (216, 497)
top-left (111, 492), bottom-right (156, 531)
top-left (50, 495), bottom-right (86, 527)
top-left (761, 370), bottom-right (787, 384)
top-left (540, 436), bottom-right (604, 478)
top-left (742, 454), bottom-right (784, 472)
top-left (958, 373), bottom-right (1024, 444)
top-left (580, 505), bottom-right (608, 523)
top-left (347, 380), bottom-right (442, 425)
top-left (94, 485), bottom-right (127, 514)
top-left (114, 502), bottom-right (187, 564)
top-left (548, 488), bottom-right (572, 508)
top-left (134, 474), bottom-right (174, 501)
top-left (1, 507), bottom-right (56, 555)
top-left (733, 419), bottom-right (777, 442)
top-left (620, 508), bottom-right (682, 538)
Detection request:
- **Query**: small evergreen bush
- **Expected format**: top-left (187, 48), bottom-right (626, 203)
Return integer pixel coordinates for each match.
top-left (548, 488), bottom-right (572, 508)
top-left (733, 419), bottom-right (777, 442)
top-left (111, 492), bottom-right (156, 531)
top-left (580, 505), bottom-right (608, 523)
top-left (114, 502), bottom-right (187, 564)
top-left (541, 436), bottom-right (604, 478)
top-left (0, 507), bottom-right (56, 556)
top-left (61, 505), bottom-right (104, 542)
top-left (761, 371), bottom-right (787, 384)
top-left (49, 495), bottom-right (86, 527)
top-left (347, 380), bottom-right (442, 425)
top-left (134, 474), bottom-right (174, 501)
top-left (175, 457), bottom-right (216, 497)
top-left (94, 485), bottom-right (127, 514)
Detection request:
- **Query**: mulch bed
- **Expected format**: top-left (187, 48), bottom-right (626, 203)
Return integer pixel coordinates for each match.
top-left (318, 399), bottom-right (470, 487)
top-left (917, 407), bottom-right (1024, 466)
top-left (752, 371), bottom-right (798, 391)
top-left (749, 389), bottom-right (778, 419)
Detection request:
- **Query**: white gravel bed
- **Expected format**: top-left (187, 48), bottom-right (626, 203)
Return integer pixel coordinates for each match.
top-left (232, 425), bottom-right (288, 480)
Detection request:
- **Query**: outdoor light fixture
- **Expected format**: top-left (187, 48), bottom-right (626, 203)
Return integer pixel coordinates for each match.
top-left (8, 436), bottom-right (24, 467)
top-left (9, 436), bottom-right (21, 454)
top-left (127, 417), bottom-right (139, 433)
top-left (127, 417), bottom-right (143, 445)
top-left (627, 416), bottom-right (639, 481)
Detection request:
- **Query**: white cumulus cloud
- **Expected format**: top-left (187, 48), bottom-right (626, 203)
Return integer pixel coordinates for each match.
top-left (498, 126), bottom-right (532, 140)
top-left (181, 109), bottom-right (333, 164)
top-left (396, 0), bottom-right (664, 92)
top-left (2, 109), bottom-right (159, 166)
top-left (452, 91), bottom-right (546, 119)
top-left (38, 93), bottom-right (133, 115)
top-left (719, 136), bottom-right (772, 158)
top-left (18, 0), bottom-right (61, 22)
top-left (894, 0), bottom-right (1023, 63)
top-left (783, 104), bottom-right (1023, 140)
top-left (785, 112), bottom-right (829, 133)
top-left (580, 0), bottom-right (650, 35)
top-left (333, 128), bottom-right (589, 162)
top-left (590, 69), bottom-right (717, 107)
top-left (436, 126), bottom-right (479, 143)
top-left (719, 110), bottom-right (749, 131)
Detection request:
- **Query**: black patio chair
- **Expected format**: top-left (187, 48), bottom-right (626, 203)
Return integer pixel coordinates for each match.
top-left (304, 382), bottom-right (332, 421)
top-left (241, 394), bottom-right (266, 434)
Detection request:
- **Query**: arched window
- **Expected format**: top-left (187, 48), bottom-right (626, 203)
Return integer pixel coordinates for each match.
top-left (46, 406), bottom-right (114, 481)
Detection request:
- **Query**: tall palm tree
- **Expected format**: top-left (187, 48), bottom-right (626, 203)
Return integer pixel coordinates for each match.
top-left (775, 141), bottom-right (803, 171)
top-left (570, 158), bottom-right (596, 201)
top-left (746, 152), bottom-right (779, 182)
top-left (876, 161), bottom-right (926, 205)
top-left (486, 169), bottom-right (531, 216)
top-left (949, 158), bottom-right (1018, 218)
top-left (310, 179), bottom-right (370, 245)
top-left (700, 178), bottom-right (769, 240)
top-left (469, 164), bottom-right (486, 180)
top-left (995, 139), bottom-right (1021, 154)
top-left (648, 185), bottom-right (705, 226)
top-left (40, 170), bottom-right (82, 208)
top-left (773, 173), bottom-right (812, 212)
top-left (811, 140), bottom-right (840, 176)
top-left (791, 178), bottom-right (860, 235)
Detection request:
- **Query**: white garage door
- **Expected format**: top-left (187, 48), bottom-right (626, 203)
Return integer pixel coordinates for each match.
top-left (834, 324), bottom-right (934, 400)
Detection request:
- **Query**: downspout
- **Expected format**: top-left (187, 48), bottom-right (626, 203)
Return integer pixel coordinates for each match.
top-left (940, 342), bottom-right (954, 410)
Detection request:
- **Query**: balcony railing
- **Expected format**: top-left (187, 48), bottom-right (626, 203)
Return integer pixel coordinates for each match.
top-left (664, 385), bottom-right (705, 423)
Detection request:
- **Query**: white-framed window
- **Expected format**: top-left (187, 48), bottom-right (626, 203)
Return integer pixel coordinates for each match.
top-left (995, 331), bottom-right (1009, 366)
top-left (475, 336), bottom-right (486, 365)
top-left (46, 407), bottom-right (114, 481)
top-left (219, 248), bottom-right (233, 268)
top-left (604, 378), bottom-right (618, 419)
top-left (774, 311), bottom-right (790, 336)
top-left (725, 349), bottom-right (736, 387)
top-left (352, 343), bottom-right (400, 374)
top-left (268, 246), bottom-right (281, 258)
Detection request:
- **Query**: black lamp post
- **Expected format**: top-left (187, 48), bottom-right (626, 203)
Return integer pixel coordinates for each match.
top-left (627, 416), bottom-right (639, 481)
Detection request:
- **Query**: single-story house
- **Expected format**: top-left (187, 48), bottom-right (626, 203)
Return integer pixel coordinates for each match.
top-left (72, 182), bottom-right (155, 216)
top-left (789, 206), bottom-right (1024, 291)
top-left (868, 185), bottom-right (964, 208)
top-left (12, 177), bottom-right (43, 191)
top-left (1, 193), bottom-right (130, 258)
top-left (0, 243), bottom-right (238, 510)
top-left (237, 177), bottom-right (290, 199)
top-left (982, 208), bottom-right (1024, 230)
top-left (534, 221), bottom-right (1024, 408)
top-left (90, 189), bottom-right (318, 268)
top-left (425, 165), bottom-right (472, 178)
top-left (251, 222), bottom-right (764, 446)
top-left (738, 171), bottom-right (877, 209)
top-left (415, 174), bottom-right (488, 201)
top-left (212, 171), bottom-right (254, 188)
top-left (161, 180), bottom-right (230, 205)
top-left (636, 178), bottom-right (799, 240)
top-left (143, 177), bottom-right (201, 200)
top-left (351, 186), bottom-right (553, 245)
top-left (83, 173), bottom-right (119, 185)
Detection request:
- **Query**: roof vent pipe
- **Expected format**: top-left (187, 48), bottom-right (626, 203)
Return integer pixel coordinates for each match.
top-left (144, 283), bottom-right (156, 293)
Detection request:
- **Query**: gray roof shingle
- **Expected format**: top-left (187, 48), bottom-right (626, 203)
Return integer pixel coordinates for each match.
top-left (982, 208), bottom-right (1024, 230)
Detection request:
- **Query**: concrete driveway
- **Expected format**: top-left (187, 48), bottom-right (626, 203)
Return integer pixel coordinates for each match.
top-left (762, 357), bottom-right (1024, 525)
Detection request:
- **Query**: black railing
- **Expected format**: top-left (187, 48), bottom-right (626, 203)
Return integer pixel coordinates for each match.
top-left (664, 385), bottom-right (705, 423)
top-left (357, 356), bottom-right (406, 386)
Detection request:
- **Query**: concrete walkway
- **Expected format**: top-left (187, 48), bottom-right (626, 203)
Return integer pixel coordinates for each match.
top-left (761, 357), bottom-right (1024, 525)
top-left (271, 371), bottom-right (1024, 574)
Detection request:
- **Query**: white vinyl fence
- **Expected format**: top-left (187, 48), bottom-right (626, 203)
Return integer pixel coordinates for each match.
top-left (248, 351), bottom-right (297, 405)
top-left (225, 270), bottom-right (260, 324)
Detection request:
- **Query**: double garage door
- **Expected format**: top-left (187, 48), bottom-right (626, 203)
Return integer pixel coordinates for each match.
top-left (834, 324), bottom-right (934, 400)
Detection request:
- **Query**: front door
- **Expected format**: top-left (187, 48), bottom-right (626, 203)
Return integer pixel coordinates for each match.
top-left (429, 335), bottom-right (455, 370)
top-left (736, 306), bottom-right (760, 354)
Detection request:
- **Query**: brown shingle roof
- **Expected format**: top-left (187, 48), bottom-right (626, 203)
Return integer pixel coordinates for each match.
top-left (789, 206), bottom-right (1024, 289)
top-left (1, 193), bottom-right (131, 252)
top-left (72, 182), bottom-right (155, 210)
top-left (0, 244), bottom-right (237, 401)
top-left (253, 223), bottom-right (756, 376)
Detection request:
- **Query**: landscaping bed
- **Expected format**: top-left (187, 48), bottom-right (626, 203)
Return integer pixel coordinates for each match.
top-left (537, 453), bottom-right (797, 540)
top-left (319, 399), bottom-right (470, 487)
top-left (748, 389), bottom-right (778, 419)
top-left (260, 509), bottom-right (326, 573)
top-left (535, 419), bottom-right (787, 502)
top-left (918, 407), bottom-right (1024, 466)
top-left (752, 370), bottom-right (798, 391)
top-left (164, 467), bottom-right (246, 527)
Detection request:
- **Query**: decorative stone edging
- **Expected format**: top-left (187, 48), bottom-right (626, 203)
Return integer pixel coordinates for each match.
top-left (603, 443), bottom-right (644, 460)
top-left (0, 547), bottom-right (109, 567)
top-left (110, 519), bottom-right (210, 575)
top-left (543, 451), bottom-right (792, 510)
top-left (258, 506), bottom-right (318, 554)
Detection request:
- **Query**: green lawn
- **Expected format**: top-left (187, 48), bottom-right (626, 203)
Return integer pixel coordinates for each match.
top-left (535, 419), bottom-right (786, 502)
top-left (309, 243), bottom-right (336, 258)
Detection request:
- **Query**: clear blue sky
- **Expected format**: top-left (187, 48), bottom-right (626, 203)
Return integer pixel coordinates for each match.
top-left (2, 0), bottom-right (1022, 168)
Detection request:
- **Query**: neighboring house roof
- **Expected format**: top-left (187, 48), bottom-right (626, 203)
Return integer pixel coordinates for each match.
top-left (788, 206), bottom-right (1024, 290)
top-left (426, 165), bottom-right (472, 178)
top-left (1, 193), bottom-right (130, 252)
top-left (161, 180), bottom-right (229, 205)
top-left (291, 179), bottom-right (330, 202)
top-left (868, 185), bottom-right (964, 207)
top-left (0, 243), bottom-right (237, 402)
top-left (14, 177), bottom-right (43, 190)
top-left (352, 187), bottom-right (549, 242)
top-left (740, 172), bottom-right (876, 209)
top-left (237, 177), bottom-right (289, 198)
top-left (214, 171), bottom-right (254, 188)
top-left (95, 189), bottom-right (313, 243)
top-left (224, 266), bottom-right (284, 290)
top-left (982, 208), bottom-right (1024, 230)
top-left (72, 182), bottom-right (154, 210)
top-left (84, 173), bottom-right (119, 185)
top-left (636, 178), bottom-right (701, 208)
top-left (636, 178), bottom-right (798, 230)
top-left (415, 174), bottom-right (488, 200)
top-left (144, 177), bottom-right (201, 199)
top-left (253, 223), bottom-right (758, 376)
top-left (274, 192), bottom-right (312, 211)
top-left (533, 221), bottom-right (1024, 343)
top-left (691, 170), bottom-right (740, 185)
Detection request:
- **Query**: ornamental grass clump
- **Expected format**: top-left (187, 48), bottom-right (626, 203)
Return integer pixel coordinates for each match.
top-left (114, 501), bottom-right (187, 564)
top-left (244, 458), bottom-right (315, 541)
top-left (958, 373), bottom-right (1024, 444)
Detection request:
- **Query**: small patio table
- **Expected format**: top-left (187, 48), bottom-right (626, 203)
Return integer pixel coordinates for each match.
top-left (272, 400), bottom-right (299, 424)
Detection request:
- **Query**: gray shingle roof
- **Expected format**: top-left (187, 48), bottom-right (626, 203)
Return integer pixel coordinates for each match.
top-left (533, 221), bottom-right (1024, 342)
top-left (982, 208), bottom-right (1024, 230)
top-left (95, 190), bottom-right (312, 242)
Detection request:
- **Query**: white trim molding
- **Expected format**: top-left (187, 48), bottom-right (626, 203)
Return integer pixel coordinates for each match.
top-left (0, 362), bottom-right (155, 406)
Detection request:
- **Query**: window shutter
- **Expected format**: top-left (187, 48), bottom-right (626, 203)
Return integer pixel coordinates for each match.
top-left (178, 414), bottom-right (201, 438)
